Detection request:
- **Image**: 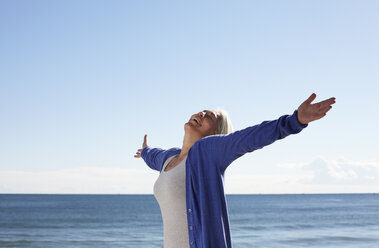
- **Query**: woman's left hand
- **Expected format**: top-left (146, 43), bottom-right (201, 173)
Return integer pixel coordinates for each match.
top-left (297, 93), bottom-right (336, 125)
top-left (134, 134), bottom-right (148, 158)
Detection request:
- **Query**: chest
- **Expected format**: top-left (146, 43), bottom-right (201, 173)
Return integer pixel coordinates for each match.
top-left (164, 155), bottom-right (185, 172)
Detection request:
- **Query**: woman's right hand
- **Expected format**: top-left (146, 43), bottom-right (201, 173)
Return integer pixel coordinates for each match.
top-left (134, 134), bottom-right (148, 158)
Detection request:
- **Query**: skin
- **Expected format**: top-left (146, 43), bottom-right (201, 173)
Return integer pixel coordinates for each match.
top-left (134, 93), bottom-right (336, 171)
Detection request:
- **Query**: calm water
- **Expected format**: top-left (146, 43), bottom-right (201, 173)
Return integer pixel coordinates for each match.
top-left (0, 194), bottom-right (378, 248)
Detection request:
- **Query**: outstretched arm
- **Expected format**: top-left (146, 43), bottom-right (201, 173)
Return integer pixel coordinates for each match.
top-left (134, 134), bottom-right (181, 172)
top-left (200, 93), bottom-right (336, 171)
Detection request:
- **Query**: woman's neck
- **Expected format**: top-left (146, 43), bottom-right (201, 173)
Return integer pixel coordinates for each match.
top-left (179, 133), bottom-right (202, 158)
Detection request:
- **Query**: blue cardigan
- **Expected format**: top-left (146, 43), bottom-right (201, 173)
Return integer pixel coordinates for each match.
top-left (142, 110), bottom-right (308, 248)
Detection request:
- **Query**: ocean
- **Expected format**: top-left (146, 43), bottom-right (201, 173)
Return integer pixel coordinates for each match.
top-left (0, 194), bottom-right (378, 248)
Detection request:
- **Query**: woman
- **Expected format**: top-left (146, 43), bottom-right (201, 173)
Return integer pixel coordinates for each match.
top-left (134, 93), bottom-right (336, 248)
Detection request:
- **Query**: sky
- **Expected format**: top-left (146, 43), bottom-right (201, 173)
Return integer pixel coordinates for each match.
top-left (0, 0), bottom-right (378, 194)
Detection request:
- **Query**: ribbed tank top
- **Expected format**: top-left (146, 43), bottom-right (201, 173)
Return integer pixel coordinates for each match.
top-left (153, 155), bottom-right (189, 248)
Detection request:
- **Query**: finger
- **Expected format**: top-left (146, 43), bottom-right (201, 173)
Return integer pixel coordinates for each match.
top-left (143, 134), bottom-right (148, 147)
top-left (304, 93), bottom-right (317, 104)
top-left (317, 97), bottom-right (336, 108)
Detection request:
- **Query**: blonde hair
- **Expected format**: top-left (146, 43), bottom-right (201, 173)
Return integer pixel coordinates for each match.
top-left (214, 108), bottom-right (234, 135)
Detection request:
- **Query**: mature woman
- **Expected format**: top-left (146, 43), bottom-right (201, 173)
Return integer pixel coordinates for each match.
top-left (134, 93), bottom-right (336, 248)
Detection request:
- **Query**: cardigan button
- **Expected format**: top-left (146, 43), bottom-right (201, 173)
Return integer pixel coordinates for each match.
top-left (188, 208), bottom-right (192, 213)
top-left (189, 225), bottom-right (193, 230)
top-left (190, 241), bottom-right (194, 245)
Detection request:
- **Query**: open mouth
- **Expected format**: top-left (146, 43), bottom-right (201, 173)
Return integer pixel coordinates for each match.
top-left (191, 117), bottom-right (201, 126)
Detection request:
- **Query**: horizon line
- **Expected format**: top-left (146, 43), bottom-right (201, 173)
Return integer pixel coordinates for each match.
top-left (1, 192), bottom-right (378, 195)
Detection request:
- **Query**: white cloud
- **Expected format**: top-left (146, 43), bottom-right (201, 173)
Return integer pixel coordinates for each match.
top-left (1, 157), bottom-right (378, 194)
top-left (0, 167), bottom-right (159, 194)
top-left (224, 157), bottom-right (379, 194)
top-left (278, 157), bottom-right (379, 185)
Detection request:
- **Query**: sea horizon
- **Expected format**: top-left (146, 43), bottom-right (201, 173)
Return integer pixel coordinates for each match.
top-left (1, 192), bottom-right (378, 195)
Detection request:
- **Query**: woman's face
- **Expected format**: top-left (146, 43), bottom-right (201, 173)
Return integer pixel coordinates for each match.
top-left (185, 110), bottom-right (219, 138)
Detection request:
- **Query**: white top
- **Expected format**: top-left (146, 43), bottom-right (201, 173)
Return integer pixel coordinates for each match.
top-left (153, 155), bottom-right (189, 248)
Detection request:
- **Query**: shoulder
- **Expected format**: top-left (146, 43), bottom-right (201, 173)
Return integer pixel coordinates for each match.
top-left (191, 134), bottom-right (229, 153)
top-left (198, 134), bottom-right (228, 143)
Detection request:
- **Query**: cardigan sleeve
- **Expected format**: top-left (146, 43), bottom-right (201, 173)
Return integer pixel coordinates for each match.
top-left (204, 110), bottom-right (308, 172)
top-left (141, 146), bottom-right (181, 172)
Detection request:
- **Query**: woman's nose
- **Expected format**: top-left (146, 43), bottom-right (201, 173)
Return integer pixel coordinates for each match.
top-left (198, 111), bottom-right (205, 118)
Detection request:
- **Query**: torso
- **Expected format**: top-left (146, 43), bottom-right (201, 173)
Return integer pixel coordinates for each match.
top-left (164, 154), bottom-right (185, 172)
top-left (153, 154), bottom-right (189, 248)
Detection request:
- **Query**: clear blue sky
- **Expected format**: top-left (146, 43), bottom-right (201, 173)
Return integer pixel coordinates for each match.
top-left (1, 0), bottom-right (378, 193)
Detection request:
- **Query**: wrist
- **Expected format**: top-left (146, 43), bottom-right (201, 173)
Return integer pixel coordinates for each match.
top-left (296, 110), bottom-right (308, 125)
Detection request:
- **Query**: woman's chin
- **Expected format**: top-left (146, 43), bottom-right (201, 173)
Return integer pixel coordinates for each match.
top-left (184, 122), bottom-right (201, 133)
top-left (185, 121), bottom-right (196, 127)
